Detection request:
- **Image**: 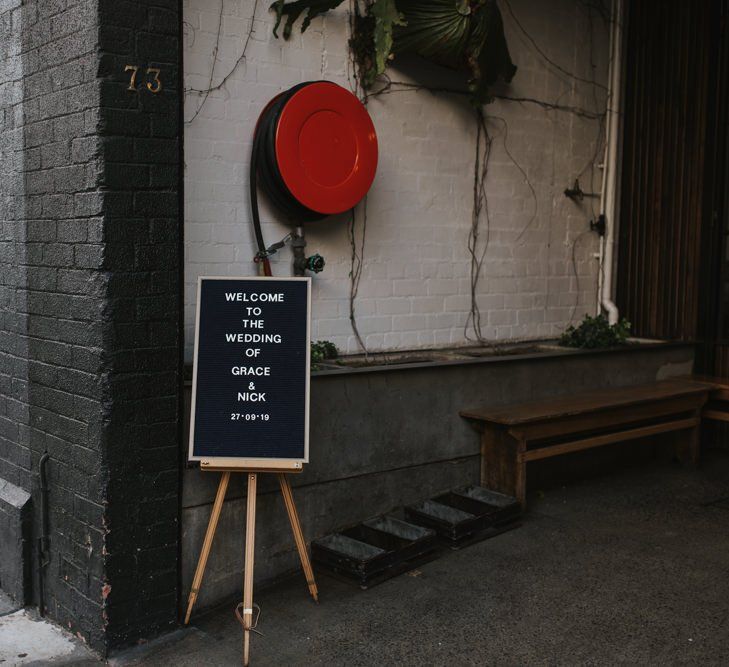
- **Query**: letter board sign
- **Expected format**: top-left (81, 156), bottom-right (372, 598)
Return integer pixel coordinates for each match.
top-left (188, 276), bottom-right (311, 469)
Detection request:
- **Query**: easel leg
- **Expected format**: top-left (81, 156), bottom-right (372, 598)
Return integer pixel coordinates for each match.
top-left (243, 473), bottom-right (258, 667)
top-left (184, 471), bottom-right (231, 624)
top-left (277, 474), bottom-right (319, 603)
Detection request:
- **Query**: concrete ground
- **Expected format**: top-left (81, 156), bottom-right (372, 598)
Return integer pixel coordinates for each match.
top-left (118, 451), bottom-right (729, 666)
top-left (0, 607), bottom-right (99, 666)
top-left (5, 452), bottom-right (729, 665)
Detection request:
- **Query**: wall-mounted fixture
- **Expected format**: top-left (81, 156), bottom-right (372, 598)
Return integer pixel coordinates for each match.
top-left (590, 214), bottom-right (607, 237)
top-left (249, 81), bottom-right (378, 276)
top-left (564, 178), bottom-right (599, 202)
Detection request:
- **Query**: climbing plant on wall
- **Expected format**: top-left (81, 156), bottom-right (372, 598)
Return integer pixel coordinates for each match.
top-left (272, 0), bottom-right (517, 104)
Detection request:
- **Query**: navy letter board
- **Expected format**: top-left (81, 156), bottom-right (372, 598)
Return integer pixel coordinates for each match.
top-left (188, 277), bottom-right (311, 468)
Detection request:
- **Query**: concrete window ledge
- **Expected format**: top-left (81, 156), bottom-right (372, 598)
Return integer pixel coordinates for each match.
top-left (309, 339), bottom-right (691, 375)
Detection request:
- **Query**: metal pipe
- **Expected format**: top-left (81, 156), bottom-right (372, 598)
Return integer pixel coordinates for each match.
top-left (292, 226), bottom-right (306, 277)
top-left (37, 452), bottom-right (50, 617)
top-left (600, 0), bottom-right (624, 324)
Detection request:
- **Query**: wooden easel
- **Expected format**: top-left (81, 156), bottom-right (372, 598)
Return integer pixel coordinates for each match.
top-left (184, 466), bottom-right (318, 666)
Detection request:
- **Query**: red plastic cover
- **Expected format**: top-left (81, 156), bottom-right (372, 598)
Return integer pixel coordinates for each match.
top-left (275, 82), bottom-right (378, 215)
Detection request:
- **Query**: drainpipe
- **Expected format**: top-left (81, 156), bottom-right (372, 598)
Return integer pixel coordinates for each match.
top-left (600, 0), bottom-right (623, 324)
top-left (37, 452), bottom-right (50, 617)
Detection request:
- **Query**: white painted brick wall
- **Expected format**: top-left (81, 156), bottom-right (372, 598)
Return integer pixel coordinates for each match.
top-left (183, 0), bottom-right (610, 360)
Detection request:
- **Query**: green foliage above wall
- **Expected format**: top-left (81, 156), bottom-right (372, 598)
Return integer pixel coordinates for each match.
top-left (311, 340), bottom-right (338, 370)
top-left (393, 0), bottom-right (516, 103)
top-left (559, 314), bottom-right (632, 350)
top-left (271, 0), bottom-right (517, 104)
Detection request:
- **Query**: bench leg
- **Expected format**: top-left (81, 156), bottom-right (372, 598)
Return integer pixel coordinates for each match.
top-left (481, 428), bottom-right (526, 507)
top-left (675, 409), bottom-right (701, 466)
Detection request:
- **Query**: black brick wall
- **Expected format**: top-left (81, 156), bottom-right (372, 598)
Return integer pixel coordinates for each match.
top-left (98, 0), bottom-right (181, 648)
top-left (0, 0), bottom-right (181, 654)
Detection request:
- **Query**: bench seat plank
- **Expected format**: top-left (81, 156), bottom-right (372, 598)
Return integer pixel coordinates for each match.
top-left (460, 379), bottom-right (709, 426)
top-left (511, 394), bottom-right (706, 441)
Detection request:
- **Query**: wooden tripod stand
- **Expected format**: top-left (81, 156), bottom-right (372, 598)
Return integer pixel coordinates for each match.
top-left (184, 470), bottom-right (318, 666)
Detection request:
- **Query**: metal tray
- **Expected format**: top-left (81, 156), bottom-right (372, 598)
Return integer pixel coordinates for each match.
top-left (311, 515), bottom-right (437, 588)
top-left (405, 486), bottom-right (521, 548)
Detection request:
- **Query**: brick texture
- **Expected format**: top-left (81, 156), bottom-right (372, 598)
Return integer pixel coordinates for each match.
top-left (98, 0), bottom-right (181, 649)
top-left (0, 0), bottom-right (181, 653)
top-left (183, 0), bottom-right (610, 357)
top-left (1, 0), bottom-right (108, 646)
top-left (0, 0), bottom-right (30, 499)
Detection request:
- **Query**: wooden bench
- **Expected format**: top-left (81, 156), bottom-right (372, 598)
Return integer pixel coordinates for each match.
top-left (460, 380), bottom-right (712, 508)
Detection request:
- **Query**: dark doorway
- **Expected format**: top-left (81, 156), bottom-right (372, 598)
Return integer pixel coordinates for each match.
top-left (616, 0), bottom-right (729, 377)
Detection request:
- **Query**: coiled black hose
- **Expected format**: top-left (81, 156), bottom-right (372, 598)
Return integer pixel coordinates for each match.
top-left (249, 82), bottom-right (326, 273)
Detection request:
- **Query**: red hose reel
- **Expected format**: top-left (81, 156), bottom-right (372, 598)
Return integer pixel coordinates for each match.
top-left (250, 81), bottom-right (378, 273)
top-left (275, 81), bottom-right (378, 214)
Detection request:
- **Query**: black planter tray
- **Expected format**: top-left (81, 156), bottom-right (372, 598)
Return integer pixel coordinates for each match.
top-left (404, 486), bottom-right (521, 549)
top-left (311, 515), bottom-right (438, 589)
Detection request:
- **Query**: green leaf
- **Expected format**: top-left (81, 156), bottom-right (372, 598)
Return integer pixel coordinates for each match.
top-left (370, 0), bottom-right (406, 80)
top-left (271, 0), bottom-right (346, 40)
top-left (311, 340), bottom-right (338, 364)
top-left (392, 0), bottom-right (516, 103)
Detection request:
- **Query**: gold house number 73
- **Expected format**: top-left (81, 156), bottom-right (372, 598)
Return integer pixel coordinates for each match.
top-left (125, 65), bottom-right (162, 93)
